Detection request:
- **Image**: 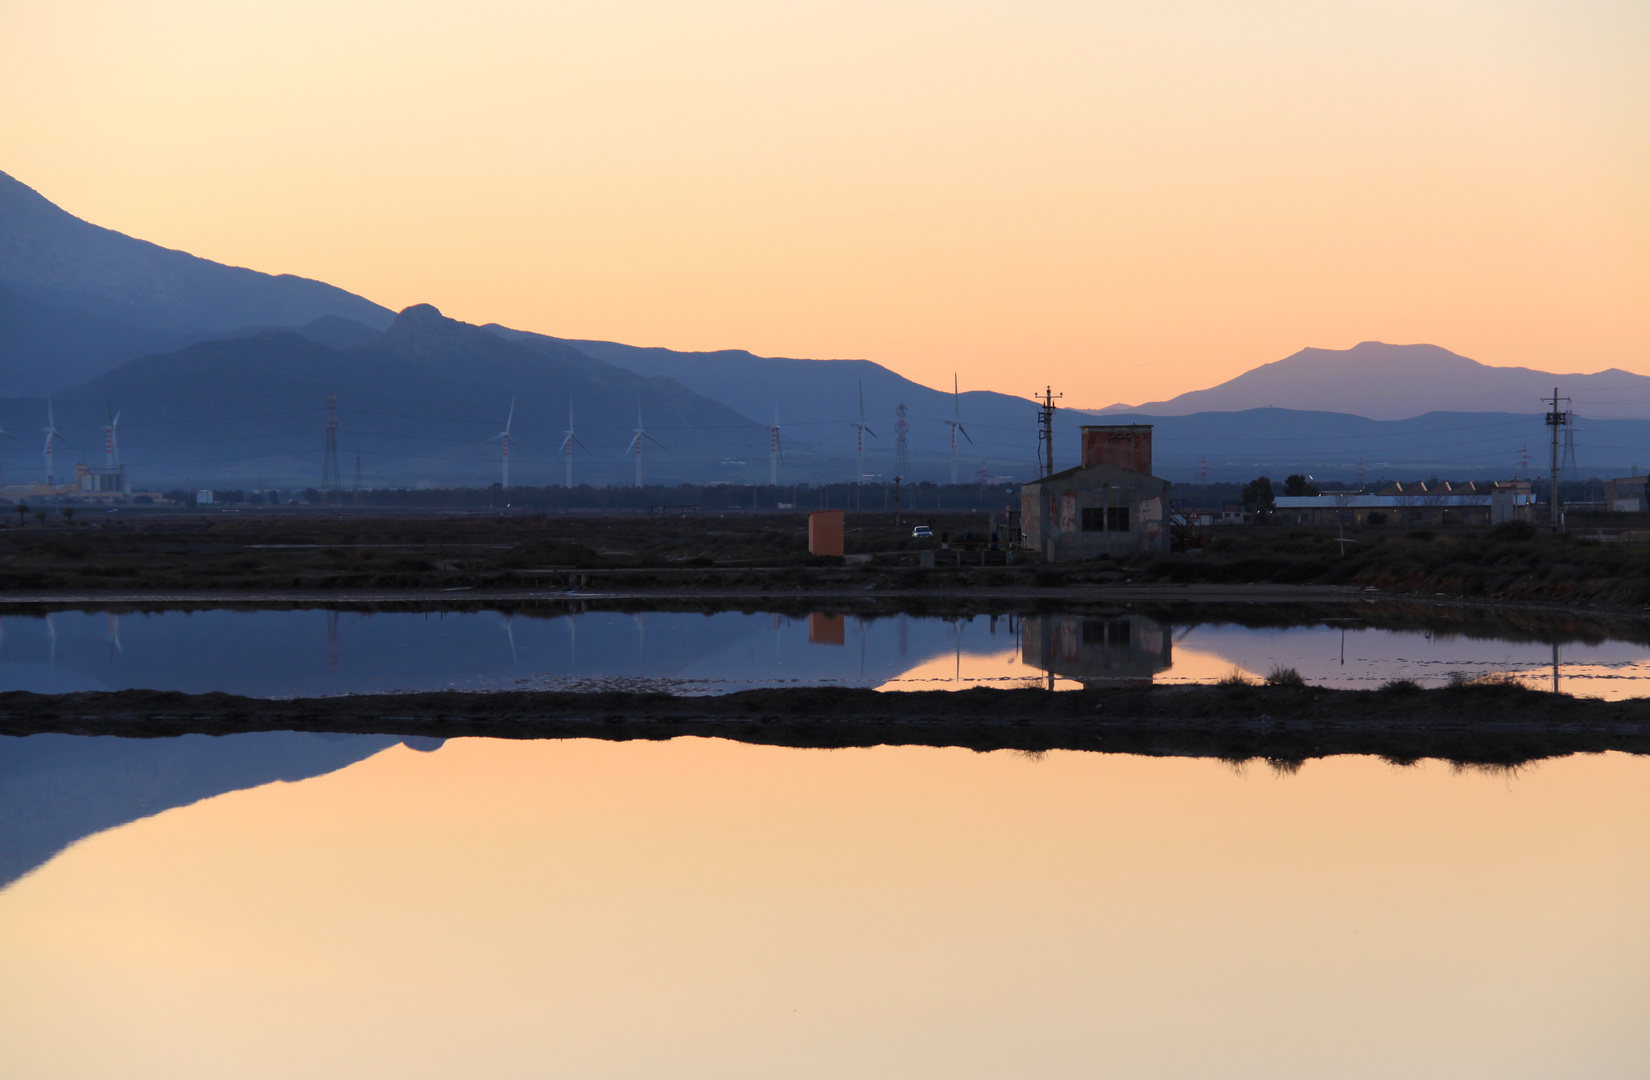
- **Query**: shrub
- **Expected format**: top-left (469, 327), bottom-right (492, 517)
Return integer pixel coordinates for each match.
top-left (1265, 665), bottom-right (1306, 687)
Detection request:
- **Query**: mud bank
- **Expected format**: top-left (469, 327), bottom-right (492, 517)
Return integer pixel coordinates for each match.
top-left (3, 682), bottom-right (1647, 766)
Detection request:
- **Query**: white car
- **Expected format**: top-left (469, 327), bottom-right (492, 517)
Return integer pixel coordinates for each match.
top-left (911, 525), bottom-right (933, 539)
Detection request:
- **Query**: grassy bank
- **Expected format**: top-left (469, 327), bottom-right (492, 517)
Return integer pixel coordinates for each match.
top-left (1143, 521), bottom-right (1650, 608)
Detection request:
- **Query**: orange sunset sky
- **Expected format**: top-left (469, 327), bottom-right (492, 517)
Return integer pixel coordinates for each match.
top-left (3, 0), bottom-right (1645, 407)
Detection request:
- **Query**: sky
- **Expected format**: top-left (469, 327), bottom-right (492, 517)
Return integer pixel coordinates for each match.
top-left (2, 0), bottom-right (1646, 407)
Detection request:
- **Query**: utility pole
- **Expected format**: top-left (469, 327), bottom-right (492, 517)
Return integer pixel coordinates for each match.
top-left (1545, 387), bottom-right (1569, 529)
top-left (1035, 386), bottom-right (1062, 479)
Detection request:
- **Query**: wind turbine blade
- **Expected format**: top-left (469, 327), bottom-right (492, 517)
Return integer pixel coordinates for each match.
top-left (644, 432), bottom-right (665, 447)
top-left (958, 423), bottom-right (973, 444)
top-left (863, 426), bottom-right (878, 439)
top-left (573, 435), bottom-right (589, 452)
top-left (111, 412), bottom-right (120, 427)
top-left (505, 397), bottom-right (515, 433)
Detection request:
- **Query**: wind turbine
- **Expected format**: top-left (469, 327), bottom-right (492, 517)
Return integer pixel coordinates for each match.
top-left (768, 406), bottom-right (783, 486)
top-left (945, 373), bottom-right (973, 484)
top-left (558, 402), bottom-right (588, 488)
top-left (625, 403), bottom-right (663, 487)
top-left (852, 380), bottom-right (878, 488)
top-left (486, 398), bottom-right (515, 489)
top-left (41, 399), bottom-right (70, 486)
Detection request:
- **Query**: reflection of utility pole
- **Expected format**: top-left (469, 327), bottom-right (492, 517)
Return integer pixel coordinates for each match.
top-left (1035, 386), bottom-right (1062, 478)
top-left (1545, 388), bottom-right (1570, 529)
top-left (1552, 642), bottom-right (1560, 695)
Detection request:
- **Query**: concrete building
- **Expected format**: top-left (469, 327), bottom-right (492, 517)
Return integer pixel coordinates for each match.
top-left (1020, 424), bottom-right (1171, 561)
top-left (1273, 480), bottom-right (1534, 528)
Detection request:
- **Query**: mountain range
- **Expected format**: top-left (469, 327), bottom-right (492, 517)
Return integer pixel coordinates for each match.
top-left (3, 167), bottom-right (1646, 486)
top-left (1099, 342), bottom-right (1650, 421)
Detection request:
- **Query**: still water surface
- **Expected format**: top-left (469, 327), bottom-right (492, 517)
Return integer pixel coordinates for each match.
top-left (1, 607), bottom-right (1648, 697)
top-left (0, 735), bottom-right (1645, 1079)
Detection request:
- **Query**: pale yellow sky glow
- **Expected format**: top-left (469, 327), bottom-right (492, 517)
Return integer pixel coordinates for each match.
top-left (3, 1), bottom-right (1645, 405)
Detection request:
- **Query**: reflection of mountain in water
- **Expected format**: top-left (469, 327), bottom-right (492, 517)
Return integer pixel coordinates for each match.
top-left (0, 732), bottom-right (422, 890)
top-left (1021, 615), bottom-right (1172, 685)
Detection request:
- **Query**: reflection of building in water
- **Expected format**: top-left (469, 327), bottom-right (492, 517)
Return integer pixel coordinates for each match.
top-left (1021, 614), bottom-right (1172, 685)
top-left (808, 612), bottom-right (846, 645)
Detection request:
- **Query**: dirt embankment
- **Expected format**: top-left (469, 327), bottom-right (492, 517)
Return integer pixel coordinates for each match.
top-left (4, 682), bottom-right (1647, 767)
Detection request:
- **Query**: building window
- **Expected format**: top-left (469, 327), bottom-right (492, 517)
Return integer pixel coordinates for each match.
top-left (1107, 506), bottom-right (1130, 531)
top-left (1081, 508), bottom-right (1105, 532)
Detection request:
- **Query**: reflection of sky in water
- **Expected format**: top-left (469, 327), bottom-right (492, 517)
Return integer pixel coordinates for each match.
top-left (1, 609), bottom-right (1647, 698)
top-left (0, 610), bottom-right (1030, 697)
top-left (4, 740), bottom-right (1648, 1078)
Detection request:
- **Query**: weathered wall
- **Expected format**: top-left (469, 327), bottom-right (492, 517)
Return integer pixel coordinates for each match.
top-left (1080, 425), bottom-right (1153, 474)
top-left (808, 510), bottom-right (844, 556)
top-left (1021, 462), bottom-right (1171, 561)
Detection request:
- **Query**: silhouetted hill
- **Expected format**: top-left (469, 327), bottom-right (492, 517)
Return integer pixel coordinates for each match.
top-left (0, 306), bottom-right (774, 487)
top-left (1099, 342), bottom-right (1650, 420)
top-left (1099, 406), bottom-right (1650, 482)
top-left (0, 283), bottom-right (203, 395)
top-left (0, 169), bottom-right (393, 333)
top-left (489, 328), bottom-right (1074, 481)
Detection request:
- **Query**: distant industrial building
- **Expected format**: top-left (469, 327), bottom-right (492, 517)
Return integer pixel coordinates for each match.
top-left (1273, 480), bottom-right (1534, 527)
top-left (1603, 476), bottom-right (1648, 512)
top-left (1020, 424), bottom-right (1171, 561)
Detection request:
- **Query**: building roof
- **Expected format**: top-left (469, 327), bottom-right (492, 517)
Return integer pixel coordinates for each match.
top-left (1275, 493), bottom-right (1534, 508)
top-left (1022, 460), bottom-right (1168, 486)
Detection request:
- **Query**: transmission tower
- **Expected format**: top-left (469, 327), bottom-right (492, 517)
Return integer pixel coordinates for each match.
top-left (893, 403), bottom-right (909, 481)
top-left (321, 393), bottom-right (341, 490)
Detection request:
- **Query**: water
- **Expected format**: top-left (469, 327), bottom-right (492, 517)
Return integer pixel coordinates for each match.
top-left (1, 734), bottom-right (1645, 1078)
top-left (2, 605), bottom-right (1648, 697)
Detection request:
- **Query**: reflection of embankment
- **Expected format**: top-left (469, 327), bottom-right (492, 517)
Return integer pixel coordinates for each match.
top-left (4, 686), bottom-right (1648, 767)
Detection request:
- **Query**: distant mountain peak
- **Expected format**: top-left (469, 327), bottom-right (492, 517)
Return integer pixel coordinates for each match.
top-left (1100, 341), bottom-right (1649, 421)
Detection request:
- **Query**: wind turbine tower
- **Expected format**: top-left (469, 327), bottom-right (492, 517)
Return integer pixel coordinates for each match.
top-left (769, 407), bottom-right (782, 486)
top-left (487, 398), bottom-right (515, 489)
top-left (852, 380), bottom-right (878, 487)
top-left (42, 399), bottom-right (68, 486)
top-left (0, 419), bottom-right (14, 487)
top-left (945, 374), bottom-right (972, 484)
top-left (625, 404), bottom-right (662, 487)
top-left (103, 406), bottom-right (120, 469)
top-left (893, 403), bottom-right (909, 481)
top-left (559, 402), bottom-right (588, 488)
